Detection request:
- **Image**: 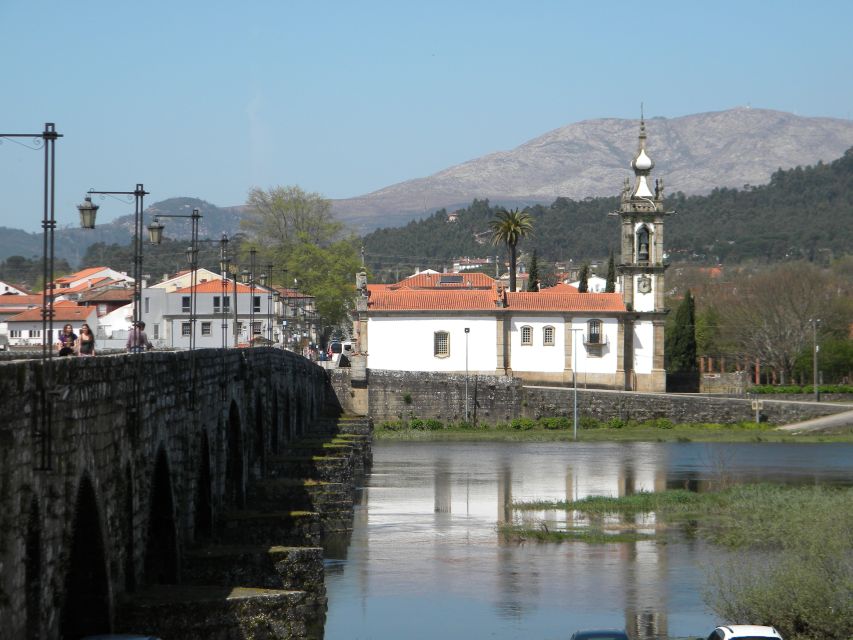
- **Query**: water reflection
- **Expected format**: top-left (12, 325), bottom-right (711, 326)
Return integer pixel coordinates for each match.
top-left (324, 442), bottom-right (853, 640)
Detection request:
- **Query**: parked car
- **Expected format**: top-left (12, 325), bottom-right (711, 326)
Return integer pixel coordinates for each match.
top-left (705, 625), bottom-right (783, 640)
top-left (570, 630), bottom-right (630, 640)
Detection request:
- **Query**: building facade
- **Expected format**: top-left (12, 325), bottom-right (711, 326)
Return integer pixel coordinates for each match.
top-left (356, 119), bottom-right (669, 391)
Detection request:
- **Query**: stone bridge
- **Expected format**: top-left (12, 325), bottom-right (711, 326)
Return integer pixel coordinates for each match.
top-left (0, 348), bottom-right (369, 639)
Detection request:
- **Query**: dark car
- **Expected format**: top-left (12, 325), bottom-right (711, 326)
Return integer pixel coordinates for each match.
top-left (570, 631), bottom-right (630, 640)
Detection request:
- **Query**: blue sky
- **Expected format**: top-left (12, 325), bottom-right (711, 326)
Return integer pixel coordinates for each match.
top-left (2, 0), bottom-right (852, 232)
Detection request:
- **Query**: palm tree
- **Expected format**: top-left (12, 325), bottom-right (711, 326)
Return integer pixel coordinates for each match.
top-left (490, 207), bottom-right (533, 292)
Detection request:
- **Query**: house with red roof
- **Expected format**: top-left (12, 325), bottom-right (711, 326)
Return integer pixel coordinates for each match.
top-left (6, 301), bottom-right (97, 348)
top-left (354, 120), bottom-right (670, 391)
top-left (140, 277), bottom-right (279, 349)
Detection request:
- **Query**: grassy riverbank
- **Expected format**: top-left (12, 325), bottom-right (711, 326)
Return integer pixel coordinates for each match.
top-left (374, 417), bottom-right (853, 442)
top-left (504, 484), bottom-right (853, 640)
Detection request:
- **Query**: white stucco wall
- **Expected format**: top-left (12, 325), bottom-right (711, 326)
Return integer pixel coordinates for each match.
top-left (509, 316), bottom-right (564, 373)
top-left (633, 320), bottom-right (655, 374)
top-left (571, 317), bottom-right (619, 374)
top-left (368, 316), bottom-right (496, 372)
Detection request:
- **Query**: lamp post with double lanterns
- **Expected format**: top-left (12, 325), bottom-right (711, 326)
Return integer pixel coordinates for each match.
top-left (240, 248), bottom-right (258, 346)
top-left (1, 123), bottom-right (62, 470)
top-left (78, 184), bottom-right (151, 330)
top-left (146, 209), bottom-right (202, 351)
top-left (218, 234), bottom-right (230, 348)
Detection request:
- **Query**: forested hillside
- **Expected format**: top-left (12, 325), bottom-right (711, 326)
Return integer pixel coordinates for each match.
top-left (363, 148), bottom-right (853, 277)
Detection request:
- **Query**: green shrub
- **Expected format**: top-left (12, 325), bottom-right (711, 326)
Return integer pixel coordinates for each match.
top-left (647, 418), bottom-right (674, 430)
top-left (539, 416), bottom-right (570, 430)
top-left (605, 417), bottom-right (625, 429)
top-left (403, 393), bottom-right (413, 404)
top-left (579, 416), bottom-right (601, 430)
top-left (424, 418), bottom-right (444, 430)
top-left (510, 417), bottom-right (536, 431)
top-left (409, 417), bottom-right (424, 430)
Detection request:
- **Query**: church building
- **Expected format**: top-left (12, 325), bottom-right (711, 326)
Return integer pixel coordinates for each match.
top-left (354, 119), bottom-right (669, 391)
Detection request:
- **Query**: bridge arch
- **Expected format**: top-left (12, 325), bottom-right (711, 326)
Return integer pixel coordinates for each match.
top-left (271, 392), bottom-right (280, 453)
top-left (194, 430), bottom-right (213, 540)
top-left (24, 496), bottom-right (41, 640)
top-left (143, 446), bottom-right (178, 585)
top-left (60, 474), bottom-right (111, 639)
top-left (226, 400), bottom-right (245, 508)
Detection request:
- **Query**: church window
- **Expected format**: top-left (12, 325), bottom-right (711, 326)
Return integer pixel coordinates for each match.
top-left (587, 319), bottom-right (602, 345)
top-left (637, 226), bottom-right (650, 262)
top-left (434, 331), bottom-right (450, 358)
top-left (520, 325), bottom-right (532, 346)
top-left (543, 326), bottom-right (555, 346)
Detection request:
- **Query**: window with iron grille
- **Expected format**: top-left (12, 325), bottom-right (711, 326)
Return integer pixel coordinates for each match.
top-left (201, 322), bottom-right (212, 336)
top-left (434, 331), bottom-right (450, 358)
top-left (520, 325), bottom-right (532, 346)
top-left (543, 325), bottom-right (555, 346)
top-left (252, 321), bottom-right (262, 335)
top-left (587, 319), bottom-right (602, 344)
top-left (181, 322), bottom-right (191, 337)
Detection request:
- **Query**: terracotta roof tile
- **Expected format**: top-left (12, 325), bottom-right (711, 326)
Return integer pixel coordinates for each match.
top-left (54, 266), bottom-right (109, 284)
top-left (394, 272), bottom-right (496, 289)
top-left (173, 279), bottom-right (255, 294)
top-left (369, 290), bottom-right (499, 311)
top-left (7, 302), bottom-right (96, 323)
top-left (505, 292), bottom-right (625, 312)
top-left (540, 283), bottom-right (580, 293)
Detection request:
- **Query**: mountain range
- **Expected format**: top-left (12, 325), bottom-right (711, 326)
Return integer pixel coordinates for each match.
top-left (2, 107), bottom-right (852, 266)
top-left (330, 107), bottom-right (853, 232)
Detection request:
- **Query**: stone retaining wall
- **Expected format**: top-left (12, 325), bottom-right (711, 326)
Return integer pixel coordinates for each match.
top-left (329, 369), bottom-right (852, 426)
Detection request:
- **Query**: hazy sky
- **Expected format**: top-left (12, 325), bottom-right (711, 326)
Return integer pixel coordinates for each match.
top-left (2, 0), bottom-right (852, 231)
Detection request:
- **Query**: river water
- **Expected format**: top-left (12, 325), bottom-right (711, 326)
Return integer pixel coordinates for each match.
top-left (324, 441), bottom-right (853, 640)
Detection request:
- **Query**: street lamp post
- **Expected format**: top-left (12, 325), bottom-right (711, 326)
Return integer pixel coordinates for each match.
top-left (241, 248), bottom-right (258, 346)
top-left (147, 209), bottom-right (202, 351)
top-left (1, 123), bottom-right (62, 471)
top-left (78, 184), bottom-right (150, 329)
top-left (218, 234), bottom-right (230, 348)
top-left (811, 318), bottom-right (821, 402)
top-left (464, 327), bottom-right (470, 422)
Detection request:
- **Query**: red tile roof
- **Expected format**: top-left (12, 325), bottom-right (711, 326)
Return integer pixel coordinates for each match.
top-left (78, 288), bottom-right (134, 303)
top-left (173, 279), bottom-right (255, 294)
top-left (505, 292), bottom-right (625, 312)
top-left (369, 290), bottom-right (499, 311)
top-left (54, 266), bottom-right (110, 284)
top-left (540, 283), bottom-right (580, 293)
top-left (0, 294), bottom-right (43, 309)
top-left (7, 301), bottom-right (96, 323)
top-left (50, 277), bottom-right (114, 295)
top-left (393, 272), bottom-right (496, 289)
top-left (368, 289), bottom-right (626, 312)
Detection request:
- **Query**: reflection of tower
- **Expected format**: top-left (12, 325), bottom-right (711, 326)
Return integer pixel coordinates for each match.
top-left (497, 464), bottom-right (512, 524)
top-left (434, 462), bottom-right (452, 513)
top-left (617, 111), bottom-right (670, 392)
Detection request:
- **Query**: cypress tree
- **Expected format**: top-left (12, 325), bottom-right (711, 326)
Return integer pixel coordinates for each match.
top-left (605, 252), bottom-right (616, 293)
top-left (527, 251), bottom-right (540, 291)
top-left (665, 290), bottom-right (698, 371)
top-left (578, 264), bottom-right (589, 293)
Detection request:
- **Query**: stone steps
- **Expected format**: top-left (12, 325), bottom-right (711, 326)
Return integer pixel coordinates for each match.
top-left (117, 584), bottom-right (323, 640)
top-left (182, 545), bottom-right (326, 599)
top-left (218, 509), bottom-right (322, 546)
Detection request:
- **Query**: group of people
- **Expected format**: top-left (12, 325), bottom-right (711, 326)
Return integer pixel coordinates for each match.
top-left (57, 323), bottom-right (96, 357)
top-left (56, 320), bottom-right (154, 356)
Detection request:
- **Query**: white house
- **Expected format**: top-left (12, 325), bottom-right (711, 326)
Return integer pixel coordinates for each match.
top-left (141, 278), bottom-right (278, 349)
top-left (6, 301), bottom-right (97, 348)
top-left (355, 117), bottom-right (669, 392)
top-left (0, 281), bottom-right (30, 296)
top-left (567, 274), bottom-right (621, 294)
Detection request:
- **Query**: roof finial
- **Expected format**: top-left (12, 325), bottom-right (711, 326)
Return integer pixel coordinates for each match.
top-left (639, 102), bottom-right (646, 141)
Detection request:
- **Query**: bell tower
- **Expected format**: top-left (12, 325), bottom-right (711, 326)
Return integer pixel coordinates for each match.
top-left (616, 110), bottom-right (670, 392)
top-left (618, 112), bottom-right (669, 312)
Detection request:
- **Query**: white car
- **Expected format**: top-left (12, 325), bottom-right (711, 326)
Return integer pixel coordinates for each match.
top-left (706, 625), bottom-right (783, 640)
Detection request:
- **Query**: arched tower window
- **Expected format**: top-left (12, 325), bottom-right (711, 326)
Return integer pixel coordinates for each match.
top-left (637, 225), bottom-right (650, 263)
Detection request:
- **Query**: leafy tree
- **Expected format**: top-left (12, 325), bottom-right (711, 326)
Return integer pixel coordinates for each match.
top-left (243, 185), bottom-right (342, 252)
top-left (666, 290), bottom-right (698, 371)
top-left (241, 186), bottom-right (361, 336)
top-left (489, 207), bottom-right (533, 292)
top-left (0, 255), bottom-right (72, 290)
top-left (527, 250), bottom-right (540, 291)
top-left (605, 252), bottom-right (616, 293)
top-left (577, 264), bottom-right (589, 293)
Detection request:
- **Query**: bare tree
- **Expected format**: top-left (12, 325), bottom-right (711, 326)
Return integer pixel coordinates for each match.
top-left (717, 262), bottom-right (847, 383)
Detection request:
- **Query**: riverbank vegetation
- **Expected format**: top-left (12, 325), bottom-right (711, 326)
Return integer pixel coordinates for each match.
top-left (504, 484), bottom-right (853, 640)
top-left (374, 416), bottom-right (853, 442)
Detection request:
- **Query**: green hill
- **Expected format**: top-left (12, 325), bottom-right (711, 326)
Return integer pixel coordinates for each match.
top-left (362, 147), bottom-right (853, 276)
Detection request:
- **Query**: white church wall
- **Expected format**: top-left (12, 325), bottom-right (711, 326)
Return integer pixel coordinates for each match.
top-left (509, 316), bottom-right (564, 373)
